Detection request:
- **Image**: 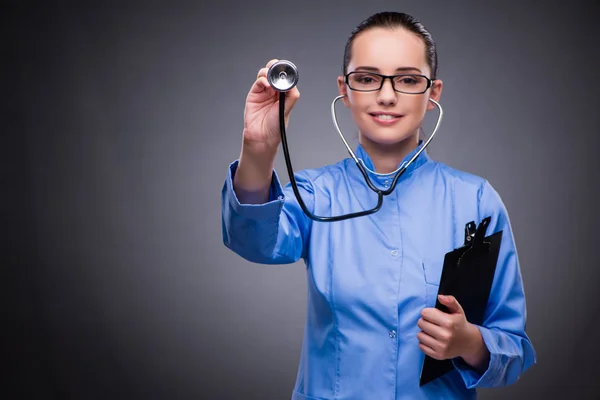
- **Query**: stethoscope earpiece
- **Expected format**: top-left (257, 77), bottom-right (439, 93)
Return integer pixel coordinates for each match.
top-left (267, 60), bottom-right (299, 92)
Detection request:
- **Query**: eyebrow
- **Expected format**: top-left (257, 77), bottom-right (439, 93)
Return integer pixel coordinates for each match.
top-left (354, 66), bottom-right (423, 73)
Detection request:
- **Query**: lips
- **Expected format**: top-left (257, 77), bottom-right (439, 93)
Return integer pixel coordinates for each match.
top-left (370, 112), bottom-right (403, 117)
top-left (369, 112), bottom-right (403, 125)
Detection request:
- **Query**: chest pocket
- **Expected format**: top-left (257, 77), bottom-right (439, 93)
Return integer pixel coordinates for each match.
top-left (422, 258), bottom-right (444, 308)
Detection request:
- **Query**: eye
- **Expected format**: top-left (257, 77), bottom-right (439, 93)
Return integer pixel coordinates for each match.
top-left (400, 77), bottom-right (418, 85)
top-left (356, 74), bottom-right (376, 84)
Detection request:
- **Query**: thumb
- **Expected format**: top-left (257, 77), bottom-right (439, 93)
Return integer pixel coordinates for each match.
top-left (438, 295), bottom-right (464, 314)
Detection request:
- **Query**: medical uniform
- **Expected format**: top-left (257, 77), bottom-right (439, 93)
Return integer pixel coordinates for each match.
top-left (221, 141), bottom-right (536, 400)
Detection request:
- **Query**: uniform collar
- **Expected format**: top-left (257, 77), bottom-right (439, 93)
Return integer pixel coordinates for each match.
top-left (352, 140), bottom-right (431, 185)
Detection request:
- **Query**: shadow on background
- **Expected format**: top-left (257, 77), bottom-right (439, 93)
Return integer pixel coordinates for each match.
top-left (4, 1), bottom-right (599, 399)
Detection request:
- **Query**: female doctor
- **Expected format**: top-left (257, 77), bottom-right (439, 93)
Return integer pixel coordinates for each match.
top-left (221, 11), bottom-right (535, 400)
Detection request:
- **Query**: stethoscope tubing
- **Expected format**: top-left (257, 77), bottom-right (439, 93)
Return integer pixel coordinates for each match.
top-left (276, 91), bottom-right (443, 222)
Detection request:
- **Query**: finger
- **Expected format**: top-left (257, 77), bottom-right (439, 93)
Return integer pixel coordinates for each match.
top-left (417, 318), bottom-right (449, 341)
top-left (421, 307), bottom-right (452, 326)
top-left (257, 67), bottom-right (269, 80)
top-left (438, 295), bottom-right (464, 314)
top-left (256, 59), bottom-right (281, 80)
top-left (417, 331), bottom-right (440, 352)
top-left (266, 58), bottom-right (279, 69)
top-left (418, 342), bottom-right (440, 359)
top-left (250, 76), bottom-right (275, 94)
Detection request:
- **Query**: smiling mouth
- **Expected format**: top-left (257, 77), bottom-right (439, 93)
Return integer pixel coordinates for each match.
top-left (371, 114), bottom-right (401, 120)
top-left (369, 113), bottom-right (403, 122)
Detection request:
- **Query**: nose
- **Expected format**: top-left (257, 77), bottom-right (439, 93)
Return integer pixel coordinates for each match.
top-left (376, 77), bottom-right (397, 106)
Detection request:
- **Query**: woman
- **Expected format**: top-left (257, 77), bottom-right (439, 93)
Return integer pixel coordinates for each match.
top-left (221, 11), bottom-right (535, 400)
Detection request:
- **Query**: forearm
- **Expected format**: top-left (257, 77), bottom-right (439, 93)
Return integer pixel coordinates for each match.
top-left (233, 139), bottom-right (278, 204)
top-left (222, 158), bottom-right (311, 265)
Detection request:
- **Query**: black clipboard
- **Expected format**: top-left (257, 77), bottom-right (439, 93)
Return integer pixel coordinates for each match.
top-left (419, 216), bottom-right (503, 386)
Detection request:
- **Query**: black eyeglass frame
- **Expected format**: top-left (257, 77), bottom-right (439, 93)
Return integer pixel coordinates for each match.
top-left (344, 71), bottom-right (435, 94)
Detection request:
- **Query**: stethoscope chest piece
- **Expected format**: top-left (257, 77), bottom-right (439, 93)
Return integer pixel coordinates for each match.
top-left (267, 60), bottom-right (299, 92)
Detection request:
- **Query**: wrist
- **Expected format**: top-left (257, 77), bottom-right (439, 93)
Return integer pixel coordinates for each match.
top-left (460, 323), bottom-right (490, 372)
top-left (242, 129), bottom-right (280, 157)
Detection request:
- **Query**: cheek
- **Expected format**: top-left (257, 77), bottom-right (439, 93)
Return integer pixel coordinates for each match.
top-left (344, 96), bottom-right (365, 123)
top-left (407, 96), bottom-right (429, 112)
top-left (346, 94), bottom-right (370, 116)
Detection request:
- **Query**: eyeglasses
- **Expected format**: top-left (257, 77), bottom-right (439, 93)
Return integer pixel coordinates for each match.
top-left (345, 71), bottom-right (434, 94)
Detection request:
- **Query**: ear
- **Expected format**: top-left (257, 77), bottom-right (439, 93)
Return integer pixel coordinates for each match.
top-left (426, 79), bottom-right (443, 111)
top-left (337, 75), bottom-right (350, 107)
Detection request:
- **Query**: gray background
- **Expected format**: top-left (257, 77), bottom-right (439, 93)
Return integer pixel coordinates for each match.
top-left (4, 1), bottom-right (599, 399)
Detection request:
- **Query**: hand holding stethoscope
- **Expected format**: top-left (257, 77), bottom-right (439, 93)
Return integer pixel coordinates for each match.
top-left (242, 59), bottom-right (300, 153)
top-left (241, 59), bottom-right (443, 222)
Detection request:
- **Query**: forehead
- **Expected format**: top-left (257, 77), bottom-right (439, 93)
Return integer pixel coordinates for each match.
top-left (349, 27), bottom-right (428, 74)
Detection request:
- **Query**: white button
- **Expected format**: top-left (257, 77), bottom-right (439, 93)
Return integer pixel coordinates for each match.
top-left (390, 250), bottom-right (399, 257)
top-left (389, 330), bottom-right (397, 338)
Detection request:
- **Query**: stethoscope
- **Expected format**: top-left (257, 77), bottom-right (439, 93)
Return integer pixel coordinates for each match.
top-left (267, 60), bottom-right (443, 222)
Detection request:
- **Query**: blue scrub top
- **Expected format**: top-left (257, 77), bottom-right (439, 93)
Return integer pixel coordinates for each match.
top-left (221, 141), bottom-right (535, 400)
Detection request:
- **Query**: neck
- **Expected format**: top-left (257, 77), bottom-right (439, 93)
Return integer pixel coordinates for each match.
top-left (359, 133), bottom-right (420, 174)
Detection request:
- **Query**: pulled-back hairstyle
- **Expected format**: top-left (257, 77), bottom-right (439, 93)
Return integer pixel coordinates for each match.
top-left (343, 12), bottom-right (438, 79)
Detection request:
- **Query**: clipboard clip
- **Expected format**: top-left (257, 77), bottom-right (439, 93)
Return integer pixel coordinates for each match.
top-left (464, 221), bottom-right (476, 245)
top-left (464, 217), bottom-right (491, 248)
top-left (472, 216), bottom-right (492, 250)
top-left (459, 217), bottom-right (492, 266)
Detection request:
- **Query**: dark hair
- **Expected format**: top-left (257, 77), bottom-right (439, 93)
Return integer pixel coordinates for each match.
top-left (343, 12), bottom-right (438, 79)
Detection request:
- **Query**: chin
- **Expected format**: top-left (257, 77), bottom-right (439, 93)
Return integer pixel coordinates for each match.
top-left (360, 130), bottom-right (418, 147)
top-left (357, 117), bottom-right (420, 145)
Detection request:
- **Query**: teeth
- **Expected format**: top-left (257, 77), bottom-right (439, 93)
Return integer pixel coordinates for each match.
top-left (374, 114), bottom-right (397, 120)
